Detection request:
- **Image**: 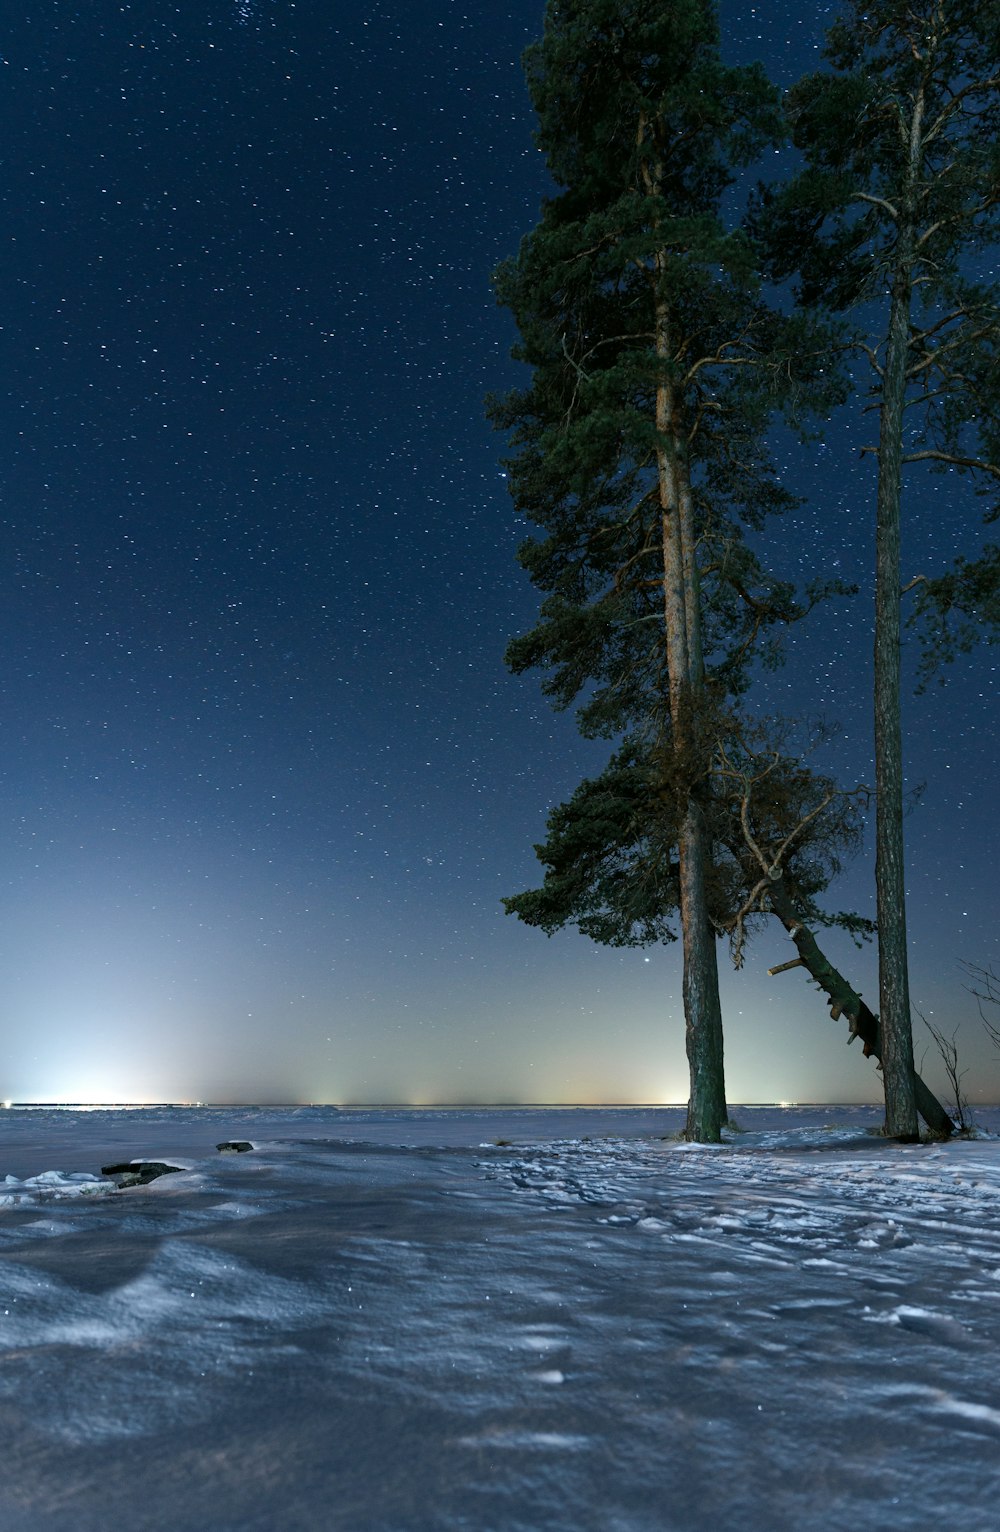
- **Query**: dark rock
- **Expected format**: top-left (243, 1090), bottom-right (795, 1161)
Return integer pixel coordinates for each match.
top-left (100, 1160), bottom-right (186, 1187)
top-left (216, 1140), bottom-right (255, 1153)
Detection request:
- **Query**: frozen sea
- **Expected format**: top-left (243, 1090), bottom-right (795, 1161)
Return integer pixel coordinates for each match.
top-left (1, 1103), bottom-right (999, 1531)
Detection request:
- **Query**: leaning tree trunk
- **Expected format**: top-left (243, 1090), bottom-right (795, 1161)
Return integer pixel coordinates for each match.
top-left (766, 877), bottom-right (953, 1137)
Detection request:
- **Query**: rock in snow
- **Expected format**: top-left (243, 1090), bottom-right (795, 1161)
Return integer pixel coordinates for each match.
top-left (99, 1159), bottom-right (187, 1186)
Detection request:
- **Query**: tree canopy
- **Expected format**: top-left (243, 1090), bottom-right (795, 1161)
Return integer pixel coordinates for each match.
top-left (494, 0), bottom-right (995, 1138)
top-left (492, 0), bottom-right (851, 1140)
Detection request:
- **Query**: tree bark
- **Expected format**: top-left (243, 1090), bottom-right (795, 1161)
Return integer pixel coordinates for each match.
top-left (655, 283), bottom-right (727, 1144)
top-left (767, 877), bottom-right (953, 1136)
top-left (680, 798), bottom-right (727, 1142)
top-left (872, 90), bottom-right (924, 1141)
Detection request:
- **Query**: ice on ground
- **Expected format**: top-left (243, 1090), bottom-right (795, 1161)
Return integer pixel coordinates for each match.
top-left (1, 1169), bottom-right (113, 1206)
top-left (1, 1104), bottom-right (999, 1531)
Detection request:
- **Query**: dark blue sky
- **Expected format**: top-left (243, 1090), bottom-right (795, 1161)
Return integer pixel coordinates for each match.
top-left (1, 1), bottom-right (996, 1105)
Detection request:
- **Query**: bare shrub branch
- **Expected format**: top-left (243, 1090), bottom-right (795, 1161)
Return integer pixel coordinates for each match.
top-left (960, 961), bottom-right (1000, 1051)
top-left (916, 1008), bottom-right (974, 1134)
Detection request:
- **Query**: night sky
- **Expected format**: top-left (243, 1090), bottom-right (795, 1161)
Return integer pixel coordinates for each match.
top-left (2, 1), bottom-right (997, 1107)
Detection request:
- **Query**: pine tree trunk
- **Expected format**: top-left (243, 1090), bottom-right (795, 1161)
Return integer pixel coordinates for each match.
top-left (872, 94), bottom-right (924, 1142)
top-left (679, 478), bottom-right (704, 682)
top-left (874, 281), bottom-right (918, 1139)
top-left (638, 103), bottom-right (726, 1143)
top-left (655, 293), bottom-right (726, 1143)
top-left (680, 799), bottom-right (726, 1142)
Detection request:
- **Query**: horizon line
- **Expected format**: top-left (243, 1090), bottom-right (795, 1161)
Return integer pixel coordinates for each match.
top-left (0, 1099), bottom-right (894, 1110)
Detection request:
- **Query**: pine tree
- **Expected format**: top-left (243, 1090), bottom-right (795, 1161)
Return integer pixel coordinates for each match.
top-left (505, 724), bottom-right (956, 1135)
top-left (759, 0), bottom-right (1000, 1138)
top-left (491, 0), bottom-right (838, 1140)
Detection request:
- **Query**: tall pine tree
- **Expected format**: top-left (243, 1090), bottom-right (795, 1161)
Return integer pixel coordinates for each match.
top-left (492, 0), bottom-right (836, 1139)
top-left (760, 0), bottom-right (1000, 1137)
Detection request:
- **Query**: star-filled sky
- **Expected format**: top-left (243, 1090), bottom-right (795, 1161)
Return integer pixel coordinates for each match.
top-left (1, 0), bottom-right (997, 1107)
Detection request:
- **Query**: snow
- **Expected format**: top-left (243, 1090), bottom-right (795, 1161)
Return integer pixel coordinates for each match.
top-left (1, 1104), bottom-right (999, 1530)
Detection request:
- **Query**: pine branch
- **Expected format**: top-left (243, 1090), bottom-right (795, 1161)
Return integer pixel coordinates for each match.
top-left (900, 450), bottom-right (1000, 477)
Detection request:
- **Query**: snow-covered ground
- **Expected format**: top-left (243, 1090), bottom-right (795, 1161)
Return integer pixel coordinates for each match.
top-left (1, 1103), bottom-right (999, 1531)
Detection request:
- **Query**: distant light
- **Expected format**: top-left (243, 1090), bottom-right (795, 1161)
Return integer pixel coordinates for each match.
top-left (1, 1100), bottom-right (11, 1110)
